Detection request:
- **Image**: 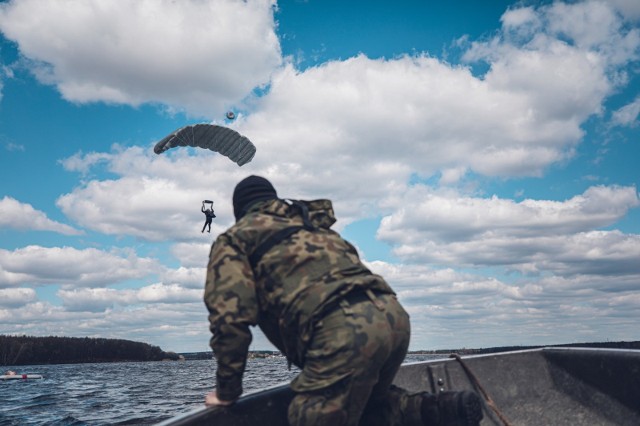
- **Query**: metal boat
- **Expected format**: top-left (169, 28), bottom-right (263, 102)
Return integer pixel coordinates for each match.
top-left (157, 347), bottom-right (640, 426)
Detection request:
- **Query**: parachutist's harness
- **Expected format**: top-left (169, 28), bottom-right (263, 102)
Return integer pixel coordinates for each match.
top-left (249, 200), bottom-right (315, 269)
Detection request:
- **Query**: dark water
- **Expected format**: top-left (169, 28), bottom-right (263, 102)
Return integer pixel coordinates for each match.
top-left (0, 354), bottom-right (441, 425)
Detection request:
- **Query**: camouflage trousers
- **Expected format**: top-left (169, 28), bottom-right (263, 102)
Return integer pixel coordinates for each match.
top-left (287, 293), bottom-right (425, 426)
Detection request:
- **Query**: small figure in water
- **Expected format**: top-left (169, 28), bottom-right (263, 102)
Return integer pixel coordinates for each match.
top-left (201, 202), bottom-right (216, 233)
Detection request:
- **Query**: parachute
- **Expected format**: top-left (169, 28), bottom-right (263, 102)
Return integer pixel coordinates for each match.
top-left (154, 124), bottom-right (256, 166)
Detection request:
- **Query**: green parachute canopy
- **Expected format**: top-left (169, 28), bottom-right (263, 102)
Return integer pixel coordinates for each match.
top-left (154, 124), bottom-right (256, 166)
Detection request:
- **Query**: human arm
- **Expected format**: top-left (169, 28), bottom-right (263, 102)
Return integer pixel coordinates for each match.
top-left (204, 234), bottom-right (259, 401)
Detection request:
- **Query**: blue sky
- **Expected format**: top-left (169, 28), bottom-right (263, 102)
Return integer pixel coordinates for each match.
top-left (1, 0), bottom-right (639, 353)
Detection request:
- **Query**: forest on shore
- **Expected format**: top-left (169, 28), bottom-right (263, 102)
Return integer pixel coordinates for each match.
top-left (0, 335), bottom-right (180, 366)
top-left (3, 335), bottom-right (638, 366)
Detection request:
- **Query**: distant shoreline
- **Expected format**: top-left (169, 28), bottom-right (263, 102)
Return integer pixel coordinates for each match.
top-left (4, 335), bottom-right (637, 365)
top-left (1, 335), bottom-right (179, 366)
top-left (179, 340), bottom-right (640, 360)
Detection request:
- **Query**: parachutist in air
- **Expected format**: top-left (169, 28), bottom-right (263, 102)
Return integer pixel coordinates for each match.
top-left (201, 202), bottom-right (216, 233)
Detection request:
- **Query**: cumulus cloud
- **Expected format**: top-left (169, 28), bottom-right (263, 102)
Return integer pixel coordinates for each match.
top-left (242, 53), bottom-right (587, 183)
top-left (366, 260), bottom-right (640, 349)
top-left (611, 96), bottom-right (640, 126)
top-left (605, 0), bottom-right (640, 21)
top-left (58, 287), bottom-right (135, 312)
top-left (0, 196), bottom-right (83, 235)
top-left (0, 299), bottom-right (211, 352)
top-left (49, 0), bottom-right (640, 240)
top-left (493, 1), bottom-right (640, 67)
top-left (0, 245), bottom-right (161, 288)
top-left (224, 0), bottom-right (638, 194)
top-left (57, 146), bottom-right (243, 241)
top-left (0, 0), bottom-right (281, 117)
top-left (0, 287), bottom-right (37, 307)
top-left (162, 267), bottom-right (207, 290)
top-left (378, 185), bottom-right (640, 278)
top-left (57, 283), bottom-right (201, 312)
top-left (136, 283), bottom-right (201, 303)
top-left (380, 185), bottom-right (639, 242)
top-left (170, 243), bottom-right (212, 268)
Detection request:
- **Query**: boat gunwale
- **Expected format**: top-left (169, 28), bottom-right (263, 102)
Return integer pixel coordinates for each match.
top-left (156, 346), bottom-right (640, 425)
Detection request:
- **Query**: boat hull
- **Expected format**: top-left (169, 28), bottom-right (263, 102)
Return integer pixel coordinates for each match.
top-left (1, 374), bottom-right (43, 380)
top-left (157, 347), bottom-right (640, 426)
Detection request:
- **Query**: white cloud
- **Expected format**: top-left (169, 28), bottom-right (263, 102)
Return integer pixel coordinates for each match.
top-left (56, 146), bottom-right (242, 241)
top-left (58, 287), bottom-right (136, 312)
top-left (605, 0), bottom-right (640, 21)
top-left (611, 96), bottom-right (640, 126)
top-left (136, 283), bottom-right (201, 303)
top-left (45, 0), bottom-right (640, 242)
top-left (365, 260), bottom-right (640, 349)
top-left (378, 185), bottom-right (640, 277)
top-left (0, 300), bottom-right (211, 352)
top-left (60, 151), bottom-right (112, 176)
top-left (545, 1), bottom-right (640, 63)
top-left (0, 196), bottom-right (83, 235)
top-left (493, 1), bottom-right (640, 66)
top-left (380, 185), bottom-right (639, 242)
top-left (57, 283), bottom-right (201, 312)
top-left (0, 0), bottom-right (281, 117)
top-left (242, 55), bottom-right (588, 182)
top-left (170, 243), bottom-right (211, 268)
top-left (0, 245), bottom-right (161, 288)
top-left (0, 287), bottom-right (36, 307)
top-left (162, 267), bottom-right (207, 290)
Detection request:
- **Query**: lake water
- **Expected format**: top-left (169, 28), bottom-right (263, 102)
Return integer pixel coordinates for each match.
top-left (0, 354), bottom-right (442, 425)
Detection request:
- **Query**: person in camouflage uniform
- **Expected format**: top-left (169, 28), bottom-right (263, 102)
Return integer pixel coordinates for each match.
top-left (204, 175), bottom-right (483, 426)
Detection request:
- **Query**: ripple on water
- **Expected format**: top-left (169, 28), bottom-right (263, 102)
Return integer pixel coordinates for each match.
top-left (0, 356), bottom-right (441, 425)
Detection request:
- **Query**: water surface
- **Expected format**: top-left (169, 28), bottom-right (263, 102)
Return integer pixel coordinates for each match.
top-left (1, 354), bottom-right (440, 425)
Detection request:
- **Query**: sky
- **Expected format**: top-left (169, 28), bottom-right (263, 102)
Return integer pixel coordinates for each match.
top-left (0, 0), bottom-right (639, 354)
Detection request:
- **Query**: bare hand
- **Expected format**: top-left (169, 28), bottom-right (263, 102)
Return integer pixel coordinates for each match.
top-left (205, 391), bottom-right (235, 407)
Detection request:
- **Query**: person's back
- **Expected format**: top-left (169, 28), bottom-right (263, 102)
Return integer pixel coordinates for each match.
top-left (204, 175), bottom-right (483, 426)
top-left (212, 197), bottom-right (395, 366)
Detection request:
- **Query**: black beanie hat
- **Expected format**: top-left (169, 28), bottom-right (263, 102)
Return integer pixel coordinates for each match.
top-left (232, 175), bottom-right (278, 221)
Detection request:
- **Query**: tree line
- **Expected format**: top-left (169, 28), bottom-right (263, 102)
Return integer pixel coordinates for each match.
top-left (0, 335), bottom-right (179, 366)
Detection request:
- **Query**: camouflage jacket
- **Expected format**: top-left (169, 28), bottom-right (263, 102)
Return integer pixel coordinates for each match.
top-left (204, 198), bottom-right (395, 400)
